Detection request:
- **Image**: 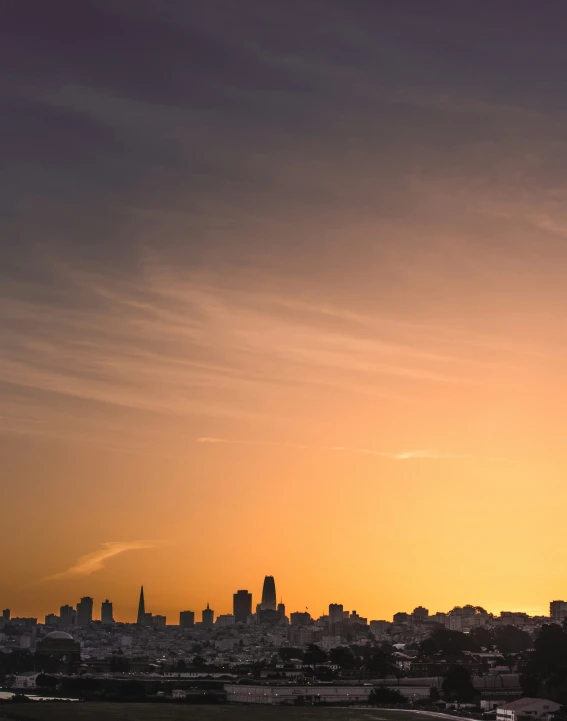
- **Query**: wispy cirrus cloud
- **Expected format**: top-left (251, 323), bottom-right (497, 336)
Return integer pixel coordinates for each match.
top-left (197, 438), bottom-right (472, 461)
top-left (331, 446), bottom-right (470, 460)
top-left (43, 541), bottom-right (166, 582)
top-left (2, 267), bottom-right (509, 453)
top-left (197, 437), bottom-right (307, 449)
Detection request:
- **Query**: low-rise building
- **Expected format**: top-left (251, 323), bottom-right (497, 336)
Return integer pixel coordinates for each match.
top-left (12, 672), bottom-right (41, 689)
top-left (497, 698), bottom-right (561, 721)
top-left (225, 683), bottom-right (371, 705)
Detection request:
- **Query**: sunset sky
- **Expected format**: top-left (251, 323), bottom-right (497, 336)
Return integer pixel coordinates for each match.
top-left (3, 1), bottom-right (567, 623)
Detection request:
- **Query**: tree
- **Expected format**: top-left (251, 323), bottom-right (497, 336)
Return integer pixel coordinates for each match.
top-left (369, 687), bottom-right (406, 704)
top-left (419, 637), bottom-right (439, 658)
top-left (495, 625), bottom-right (532, 655)
top-left (279, 648), bottom-right (304, 662)
top-left (315, 666), bottom-right (334, 681)
top-left (429, 686), bottom-right (441, 702)
top-left (36, 674), bottom-right (58, 689)
top-left (303, 644), bottom-right (327, 665)
top-left (0, 650), bottom-right (34, 679)
top-left (109, 655), bottom-right (131, 673)
top-left (330, 647), bottom-right (357, 669)
top-left (366, 647), bottom-right (397, 677)
top-left (521, 624), bottom-right (567, 703)
top-left (469, 627), bottom-right (494, 650)
top-left (426, 629), bottom-right (473, 655)
top-left (442, 665), bottom-right (479, 703)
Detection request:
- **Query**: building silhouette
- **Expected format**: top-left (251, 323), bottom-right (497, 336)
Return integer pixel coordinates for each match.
top-left (216, 614), bottom-right (235, 627)
top-left (2, 609), bottom-right (10, 621)
top-left (329, 603), bottom-right (343, 627)
top-left (179, 610), bottom-right (195, 629)
top-left (59, 605), bottom-right (75, 627)
top-left (101, 599), bottom-right (114, 625)
top-left (76, 597), bottom-right (93, 626)
top-left (137, 586), bottom-right (146, 625)
top-left (290, 611), bottom-right (311, 625)
top-left (550, 600), bottom-right (567, 621)
top-left (202, 603), bottom-right (214, 629)
top-left (412, 606), bottom-right (429, 622)
top-left (258, 608), bottom-right (282, 625)
top-left (261, 576), bottom-right (276, 611)
top-left (233, 590), bottom-right (252, 623)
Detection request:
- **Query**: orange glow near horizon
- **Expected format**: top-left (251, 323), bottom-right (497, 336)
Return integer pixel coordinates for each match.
top-left (3, 258), bottom-right (567, 623)
top-left (4, 1), bottom-right (567, 627)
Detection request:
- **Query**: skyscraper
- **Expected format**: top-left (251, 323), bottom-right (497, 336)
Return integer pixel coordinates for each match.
top-left (2, 609), bottom-right (10, 621)
top-left (179, 610), bottom-right (195, 629)
top-left (59, 605), bottom-right (75, 627)
top-left (329, 603), bottom-right (344, 627)
top-left (76, 597), bottom-right (93, 626)
top-left (550, 600), bottom-right (567, 621)
top-left (137, 586), bottom-right (146, 625)
top-left (233, 590), bottom-right (252, 623)
top-left (261, 576), bottom-right (276, 611)
top-left (101, 599), bottom-right (114, 624)
top-left (202, 603), bottom-right (214, 629)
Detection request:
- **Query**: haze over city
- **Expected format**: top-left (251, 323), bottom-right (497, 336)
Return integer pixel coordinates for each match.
top-left (4, 0), bottom-right (567, 627)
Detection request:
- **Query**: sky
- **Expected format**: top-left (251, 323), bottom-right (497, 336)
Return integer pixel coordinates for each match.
top-left (3, 0), bottom-right (567, 623)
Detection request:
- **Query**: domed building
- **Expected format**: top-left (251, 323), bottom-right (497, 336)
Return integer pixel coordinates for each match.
top-left (36, 630), bottom-right (80, 672)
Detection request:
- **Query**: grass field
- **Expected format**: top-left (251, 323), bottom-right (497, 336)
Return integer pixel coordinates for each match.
top-left (0, 703), bottom-right (449, 721)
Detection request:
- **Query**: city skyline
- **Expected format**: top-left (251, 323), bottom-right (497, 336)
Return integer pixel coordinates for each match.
top-left (4, 2), bottom-right (567, 623)
top-left (3, 575), bottom-right (565, 625)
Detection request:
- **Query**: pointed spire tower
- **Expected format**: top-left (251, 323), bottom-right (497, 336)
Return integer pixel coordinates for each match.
top-left (137, 586), bottom-right (146, 625)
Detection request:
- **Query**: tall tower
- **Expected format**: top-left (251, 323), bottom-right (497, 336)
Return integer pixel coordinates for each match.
top-left (59, 605), bottom-right (75, 627)
top-left (233, 590), bottom-right (252, 623)
top-left (329, 603), bottom-right (344, 627)
top-left (76, 597), bottom-right (93, 626)
top-left (202, 603), bottom-right (214, 629)
top-left (101, 599), bottom-right (114, 625)
top-left (261, 575), bottom-right (277, 611)
top-left (137, 586), bottom-right (146, 625)
top-left (179, 610), bottom-right (195, 629)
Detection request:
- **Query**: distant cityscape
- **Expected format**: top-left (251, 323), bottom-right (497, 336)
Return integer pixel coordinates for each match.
top-left (6, 574), bottom-right (567, 632)
top-left (0, 576), bottom-right (567, 632)
top-left (3, 575), bottom-right (567, 708)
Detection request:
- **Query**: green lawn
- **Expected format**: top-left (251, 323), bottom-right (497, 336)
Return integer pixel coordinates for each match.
top-left (0, 703), bottom-right (443, 721)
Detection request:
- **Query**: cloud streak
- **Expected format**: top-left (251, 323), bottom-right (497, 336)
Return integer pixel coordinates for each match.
top-left (197, 438), bottom-right (473, 461)
top-left (332, 447), bottom-right (471, 460)
top-left (43, 541), bottom-right (165, 582)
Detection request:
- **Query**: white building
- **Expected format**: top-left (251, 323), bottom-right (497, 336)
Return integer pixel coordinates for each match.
top-left (225, 683), bottom-right (371, 705)
top-left (497, 698), bottom-right (561, 721)
top-left (12, 672), bottom-right (41, 689)
top-left (446, 614), bottom-right (463, 631)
